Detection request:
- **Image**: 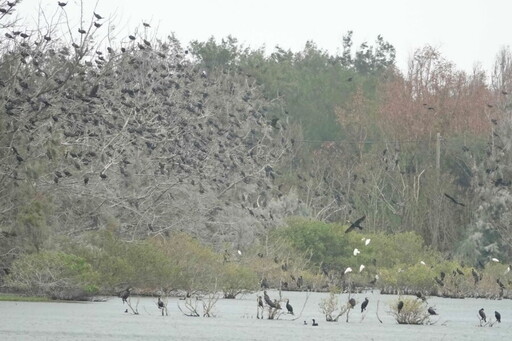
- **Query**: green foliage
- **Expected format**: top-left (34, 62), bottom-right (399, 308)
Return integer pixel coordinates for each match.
top-left (5, 251), bottom-right (99, 300)
top-left (16, 198), bottom-right (52, 253)
top-left (75, 230), bottom-right (177, 290)
top-left (153, 233), bottom-right (223, 292)
top-left (219, 262), bottom-right (258, 298)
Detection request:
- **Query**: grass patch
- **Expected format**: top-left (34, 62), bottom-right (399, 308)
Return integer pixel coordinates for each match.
top-left (0, 294), bottom-right (51, 302)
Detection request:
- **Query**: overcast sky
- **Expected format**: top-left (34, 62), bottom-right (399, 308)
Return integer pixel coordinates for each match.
top-left (15, 0), bottom-right (511, 74)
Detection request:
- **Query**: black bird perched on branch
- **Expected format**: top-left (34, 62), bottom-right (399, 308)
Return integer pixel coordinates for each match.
top-left (397, 301), bottom-right (404, 313)
top-left (257, 296), bottom-right (264, 308)
top-left (348, 298), bottom-right (356, 308)
top-left (428, 307), bottom-right (438, 315)
top-left (479, 308), bottom-right (486, 322)
top-left (444, 193), bottom-right (465, 207)
top-left (157, 297), bottom-right (164, 309)
top-left (58, 1), bottom-right (67, 6)
top-left (286, 299), bottom-right (294, 315)
top-left (415, 292), bottom-right (426, 301)
top-left (361, 297), bottom-right (369, 313)
top-left (263, 291), bottom-right (275, 308)
top-left (495, 311), bottom-right (501, 323)
top-left (120, 288), bottom-right (131, 304)
top-left (345, 215), bottom-right (366, 233)
top-left (93, 12), bottom-right (103, 19)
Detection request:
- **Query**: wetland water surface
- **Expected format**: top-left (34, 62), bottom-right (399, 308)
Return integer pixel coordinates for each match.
top-left (0, 290), bottom-right (510, 340)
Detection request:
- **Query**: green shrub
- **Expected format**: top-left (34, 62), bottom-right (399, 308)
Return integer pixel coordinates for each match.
top-left (6, 251), bottom-right (99, 300)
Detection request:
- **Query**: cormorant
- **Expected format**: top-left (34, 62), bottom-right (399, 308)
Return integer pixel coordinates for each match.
top-left (428, 307), bottom-right (437, 315)
top-left (444, 193), bottom-right (465, 206)
top-left (495, 311), bottom-right (501, 323)
top-left (361, 297), bottom-right (369, 313)
top-left (479, 308), bottom-right (486, 322)
top-left (157, 297), bottom-right (164, 309)
top-left (257, 296), bottom-right (264, 308)
top-left (121, 288), bottom-right (131, 304)
top-left (416, 292), bottom-right (426, 301)
top-left (345, 215), bottom-right (366, 233)
top-left (312, 319), bottom-right (318, 326)
top-left (397, 301), bottom-right (404, 313)
top-left (286, 299), bottom-right (294, 315)
top-left (263, 291), bottom-right (276, 308)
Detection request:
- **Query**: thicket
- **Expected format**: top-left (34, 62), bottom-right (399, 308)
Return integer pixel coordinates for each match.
top-left (1, 1), bottom-right (512, 299)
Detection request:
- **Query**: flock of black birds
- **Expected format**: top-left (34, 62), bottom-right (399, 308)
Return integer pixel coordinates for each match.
top-left (1, 0), bottom-right (299, 244)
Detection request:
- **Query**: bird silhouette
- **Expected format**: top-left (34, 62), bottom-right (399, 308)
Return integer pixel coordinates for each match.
top-left (120, 288), bottom-right (131, 304)
top-left (479, 308), bottom-right (486, 322)
top-left (428, 307), bottom-right (437, 315)
top-left (348, 298), bottom-right (356, 308)
top-left (312, 319), bottom-right (318, 326)
top-left (157, 297), bottom-right (165, 309)
top-left (345, 215), bottom-right (366, 233)
top-left (361, 297), bottom-right (369, 313)
top-left (93, 12), bottom-right (103, 19)
top-left (257, 296), bottom-right (264, 308)
top-left (397, 301), bottom-right (404, 313)
top-left (495, 311), bottom-right (501, 323)
top-left (58, 1), bottom-right (67, 6)
top-left (286, 299), bottom-right (294, 315)
top-left (263, 291), bottom-right (275, 308)
top-left (444, 193), bottom-right (465, 207)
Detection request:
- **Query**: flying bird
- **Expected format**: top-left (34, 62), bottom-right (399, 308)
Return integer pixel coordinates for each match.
top-left (444, 193), bottom-right (465, 206)
top-left (361, 297), bottom-right (369, 313)
top-left (495, 311), bottom-right (501, 323)
top-left (345, 215), bottom-right (366, 233)
top-left (479, 308), bottom-right (486, 322)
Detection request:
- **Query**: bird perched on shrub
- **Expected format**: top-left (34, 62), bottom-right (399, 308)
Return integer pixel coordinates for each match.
top-left (479, 308), bottom-right (486, 322)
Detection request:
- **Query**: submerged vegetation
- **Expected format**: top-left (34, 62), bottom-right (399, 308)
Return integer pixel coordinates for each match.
top-left (1, 1), bottom-right (512, 300)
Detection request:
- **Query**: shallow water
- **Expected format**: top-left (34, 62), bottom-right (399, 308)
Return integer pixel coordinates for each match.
top-left (0, 290), bottom-right (510, 340)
